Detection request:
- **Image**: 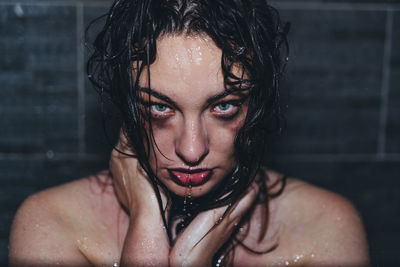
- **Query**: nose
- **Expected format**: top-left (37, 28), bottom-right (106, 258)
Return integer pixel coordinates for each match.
top-left (175, 118), bottom-right (209, 166)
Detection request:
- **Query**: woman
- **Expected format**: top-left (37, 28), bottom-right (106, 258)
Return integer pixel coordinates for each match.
top-left (9, 0), bottom-right (369, 266)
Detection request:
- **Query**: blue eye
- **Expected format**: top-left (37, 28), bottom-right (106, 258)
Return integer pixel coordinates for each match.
top-left (216, 103), bottom-right (233, 112)
top-left (152, 104), bottom-right (168, 112)
top-left (212, 101), bottom-right (243, 120)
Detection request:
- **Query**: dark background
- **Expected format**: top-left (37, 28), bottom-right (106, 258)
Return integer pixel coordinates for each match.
top-left (1, 0), bottom-right (399, 266)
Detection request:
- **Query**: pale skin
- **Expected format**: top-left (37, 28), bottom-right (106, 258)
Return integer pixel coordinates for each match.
top-left (9, 35), bottom-right (370, 267)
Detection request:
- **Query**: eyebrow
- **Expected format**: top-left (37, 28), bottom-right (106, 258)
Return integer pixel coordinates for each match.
top-left (138, 87), bottom-right (179, 108)
top-left (138, 86), bottom-right (249, 108)
top-left (205, 87), bottom-right (249, 105)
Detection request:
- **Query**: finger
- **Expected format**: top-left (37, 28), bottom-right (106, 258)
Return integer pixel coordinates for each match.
top-left (227, 182), bottom-right (259, 222)
top-left (177, 183), bottom-right (259, 244)
top-left (171, 184), bottom-right (260, 266)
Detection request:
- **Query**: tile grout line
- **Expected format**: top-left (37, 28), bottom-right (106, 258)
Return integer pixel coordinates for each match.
top-left (271, 1), bottom-right (400, 11)
top-left (0, 153), bottom-right (106, 161)
top-left (77, 2), bottom-right (86, 155)
top-left (377, 9), bottom-right (393, 160)
top-left (0, 1), bottom-right (110, 7)
top-left (2, 1), bottom-right (400, 10)
top-left (2, 152), bottom-right (400, 162)
top-left (268, 153), bottom-right (400, 162)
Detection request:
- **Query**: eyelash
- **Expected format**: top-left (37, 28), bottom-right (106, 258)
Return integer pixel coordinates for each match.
top-left (148, 103), bottom-right (174, 119)
top-left (211, 100), bottom-right (243, 120)
top-left (141, 100), bottom-right (243, 120)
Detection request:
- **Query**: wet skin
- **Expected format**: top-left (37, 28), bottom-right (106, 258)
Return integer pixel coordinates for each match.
top-left (9, 34), bottom-right (370, 267)
top-left (137, 34), bottom-right (248, 198)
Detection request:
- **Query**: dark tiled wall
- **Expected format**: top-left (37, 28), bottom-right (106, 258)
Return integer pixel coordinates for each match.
top-left (1, 1), bottom-right (399, 266)
top-left (387, 10), bottom-right (400, 153)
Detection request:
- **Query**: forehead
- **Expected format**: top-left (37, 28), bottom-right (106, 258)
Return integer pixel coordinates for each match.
top-left (139, 34), bottom-right (224, 99)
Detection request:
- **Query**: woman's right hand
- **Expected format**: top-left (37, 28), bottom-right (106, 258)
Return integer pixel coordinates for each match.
top-left (109, 135), bottom-right (168, 215)
top-left (109, 133), bottom-right (170, 266)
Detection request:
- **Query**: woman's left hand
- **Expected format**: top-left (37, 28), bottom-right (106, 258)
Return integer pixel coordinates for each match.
top-left (169, 183), bottom-right (259, 267)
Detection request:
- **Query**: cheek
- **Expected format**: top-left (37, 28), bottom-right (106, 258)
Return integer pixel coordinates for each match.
top-left (148, 121), bottom-right (176, 156)
top-left (207, 121), bottom-right (241, 157)
top-left (209, 107), bottom-right (247, 149)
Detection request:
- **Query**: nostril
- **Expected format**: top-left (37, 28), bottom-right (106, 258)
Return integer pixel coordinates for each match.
top-left (176, 151), bottom-right (208, 166)
top-left (175, 120), bottom-right (209, 165)
top-left (175, 139), bottom-right (209, 166)
top-left (175, 137), bottom-right (209, 165)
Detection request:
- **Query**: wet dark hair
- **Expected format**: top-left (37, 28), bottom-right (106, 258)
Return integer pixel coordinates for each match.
top-left (87, 0), bottom-right (289, 264)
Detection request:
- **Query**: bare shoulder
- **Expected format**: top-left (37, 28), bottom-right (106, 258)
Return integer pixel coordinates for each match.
top-left (266, 170), bottom-right (370, 266)
top-left (9, 172), bottom-right (116, 266)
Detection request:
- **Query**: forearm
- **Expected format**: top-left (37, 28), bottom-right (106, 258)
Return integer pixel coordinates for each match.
top-left (120, 208), bottom-right (170, 267)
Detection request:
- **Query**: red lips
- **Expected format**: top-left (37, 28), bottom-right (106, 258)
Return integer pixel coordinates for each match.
top-left (168, 168), bottom-right (213, 186)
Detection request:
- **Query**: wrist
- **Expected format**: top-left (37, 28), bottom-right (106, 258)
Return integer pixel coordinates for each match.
top-left (128, 199), bottom-right (168, 228)
top-left (129, 190), bottom-right (169, 220)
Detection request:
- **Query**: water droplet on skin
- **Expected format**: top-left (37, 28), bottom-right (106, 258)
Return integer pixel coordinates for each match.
top-left (285, 261), bottom-right (289, 266)
top-left (215, 254), bottom-right (225, 267)
top-left (293, 254), bottom-right (303, 263)
top-left (122, 174), bottom-right (127, 186)
top-left (186, 184), bottom-right (192, 218)
top-left (161, 225), bottom-right (166, 230)
top-left (182, 176), bottom-right (190, 213)
top-left (216, 215), bottom-right (223, 225)
top-left (77, 238), bottom-right (88, 250)
top-left (188, 184), bottom-right (193, 205)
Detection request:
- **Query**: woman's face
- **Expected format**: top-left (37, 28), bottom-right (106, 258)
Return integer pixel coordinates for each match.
top-left (138, 34), bottom-right (249, 198)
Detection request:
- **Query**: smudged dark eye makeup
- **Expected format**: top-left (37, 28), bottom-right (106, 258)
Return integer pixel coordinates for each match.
top-left (210, 99), bottom-right (246, 120)
top-left (137, 100), bottom-right (174, 120)
top-left (137, 87), bottom-right (249, 121)
top-left (138, 99), bottom-right (246, 121)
